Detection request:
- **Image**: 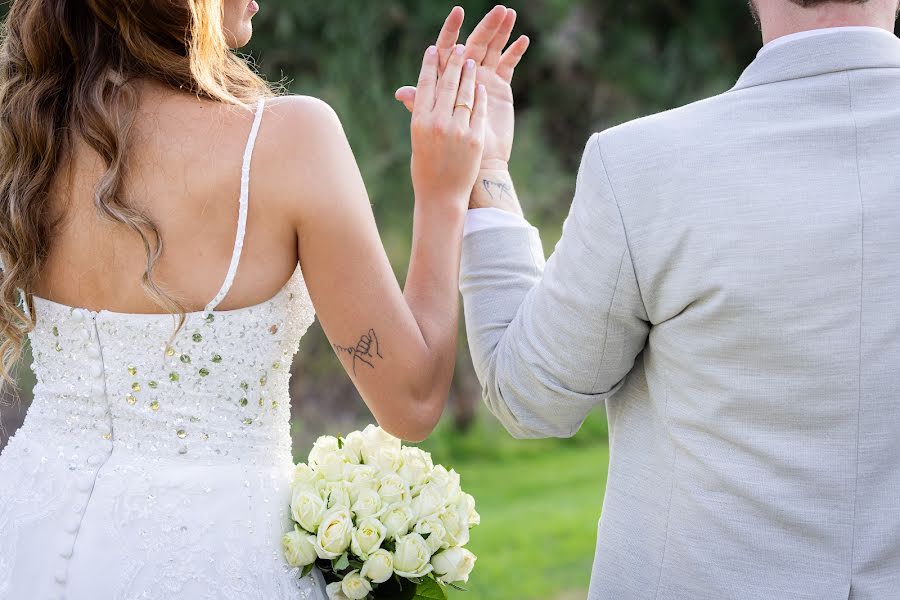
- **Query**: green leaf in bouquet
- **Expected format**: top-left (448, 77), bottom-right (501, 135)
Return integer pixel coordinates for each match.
top-left (338, 436), bottom-right (344, 449)
top-left (447, 582), bottom-right (468, 592)
top-left (301, 564), bottom-right (315, 579)
top-left (410, 577), bottom-right (449, 600)
top-left (334, 552), bottom-right (350, 572)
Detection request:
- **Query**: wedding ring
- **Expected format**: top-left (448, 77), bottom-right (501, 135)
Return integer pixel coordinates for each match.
top-left (454, 103), bottom-right (473, 113)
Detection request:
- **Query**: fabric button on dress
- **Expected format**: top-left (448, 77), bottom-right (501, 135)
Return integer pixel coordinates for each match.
top-left (59, 542), bottom-right (74, 559)
top-left (90, 364), bottom-right (103, 378)
top-left (87, 455), bottom-right (102, 466)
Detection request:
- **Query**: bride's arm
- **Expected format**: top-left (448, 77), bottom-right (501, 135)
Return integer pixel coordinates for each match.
top-left (274, 47), bottom-right (485, 442)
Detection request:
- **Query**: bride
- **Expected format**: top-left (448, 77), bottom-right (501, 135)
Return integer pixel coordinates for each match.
top-left (0, 1), bottom-right (526, 599)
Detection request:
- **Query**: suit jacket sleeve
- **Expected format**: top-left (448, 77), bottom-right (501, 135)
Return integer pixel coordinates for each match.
top-left (459, 133), bottom-right (650, 439)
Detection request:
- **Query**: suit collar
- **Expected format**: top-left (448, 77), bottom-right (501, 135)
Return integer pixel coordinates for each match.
top-left (732, 27), bottom-right (900, 91)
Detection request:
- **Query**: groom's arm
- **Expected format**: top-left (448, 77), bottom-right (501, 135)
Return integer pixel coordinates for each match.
top-left (460, 133), bottom-right (650, 439)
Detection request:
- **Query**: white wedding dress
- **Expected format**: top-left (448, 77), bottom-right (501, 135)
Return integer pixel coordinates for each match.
top-left (0, 98), bottom-right (327, 600)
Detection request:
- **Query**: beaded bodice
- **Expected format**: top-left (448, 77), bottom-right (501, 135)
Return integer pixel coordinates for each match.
top-left (26, 265), bottom-right (315, 465)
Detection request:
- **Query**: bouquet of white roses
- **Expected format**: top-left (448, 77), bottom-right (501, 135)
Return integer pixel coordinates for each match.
top-left (283, 425), bottom-right (479, 600)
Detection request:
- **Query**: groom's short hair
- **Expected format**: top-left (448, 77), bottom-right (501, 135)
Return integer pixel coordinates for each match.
top-left (789, 0), bottom-right (869, 5)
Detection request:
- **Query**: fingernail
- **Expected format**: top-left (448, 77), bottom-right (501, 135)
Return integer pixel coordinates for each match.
top-left (465, 59), bottom-right (475, 70)
top-left (427, 46), bottom-right (437, 56)
top-left (478, 84), bottom-right (486, 93)
top-left (455, 44), bottom-right (465, 55)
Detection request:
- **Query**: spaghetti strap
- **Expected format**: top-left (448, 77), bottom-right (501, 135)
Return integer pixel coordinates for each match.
top-left (204, 97), bottom-right (266, 316)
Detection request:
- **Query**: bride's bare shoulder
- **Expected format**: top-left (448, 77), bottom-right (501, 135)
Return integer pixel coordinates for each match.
top-left (256, 95), bottom-right (364, 218)
top-left (262, 95), bottom-right (347, 145)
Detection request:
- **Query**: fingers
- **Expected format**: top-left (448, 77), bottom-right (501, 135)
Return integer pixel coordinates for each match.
top-left (394, 86), bottom-right (416, 113)
top-left (435, 44), bottom-right (466, 113)
top-left (497, 34), bottom-right (530, 83)
top-left (464, 5), bottom-right (508, 64)
top-left (414, 46), bottom-right (439, 116)
top-left (436, 6), bottom-right (465, 71)
top-left (453, 59), bottom-right (477, 126)
top-left (484, 8), bottom-right (517, 68)
top-left (471, 83), bottom-right (488, 141)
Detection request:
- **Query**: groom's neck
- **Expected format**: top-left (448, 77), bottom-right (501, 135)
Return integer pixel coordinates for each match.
top-left (756, 0), bottom-right (898, 45)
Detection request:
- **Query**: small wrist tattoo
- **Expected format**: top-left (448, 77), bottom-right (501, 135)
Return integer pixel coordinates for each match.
top-left (482, 178), bottom-right (513, 204)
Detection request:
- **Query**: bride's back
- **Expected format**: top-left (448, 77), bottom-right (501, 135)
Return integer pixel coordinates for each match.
top-left (37, 82), bottom-right (299, 315)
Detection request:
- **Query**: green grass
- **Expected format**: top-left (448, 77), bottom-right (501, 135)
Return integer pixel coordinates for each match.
top-left (440, 442), bottom-right (610, 600)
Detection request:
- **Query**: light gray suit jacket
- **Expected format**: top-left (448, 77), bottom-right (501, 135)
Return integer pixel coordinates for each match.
top-left (459, 29), bottom-right (900, 600)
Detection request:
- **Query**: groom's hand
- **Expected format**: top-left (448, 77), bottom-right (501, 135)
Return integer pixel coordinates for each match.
top-left (396, 5), bottom-right (529, 173)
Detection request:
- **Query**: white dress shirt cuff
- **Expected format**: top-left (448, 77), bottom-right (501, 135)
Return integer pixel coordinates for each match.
top-left (463, 208), bottom-right (531, 237)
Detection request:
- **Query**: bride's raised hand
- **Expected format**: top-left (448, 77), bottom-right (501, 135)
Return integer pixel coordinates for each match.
top-left (410, 44), bottom-right (487, 210)
top-left (397, 6), bottom-right (529, 172)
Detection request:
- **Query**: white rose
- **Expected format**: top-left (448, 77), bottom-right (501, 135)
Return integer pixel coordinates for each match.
top-left (348, 466), bottom-right (380, 503)
top-left (428, 466), bottom-right (461, 501)
top-left (439, 506), bottom-right (470, 548)
top-left (378, 474), bottom-right (409, 506)
top-left (350, 488), bottom-right (383, 520)
top-left (282, 526), bottom-right (318, 567)
top-left (410, 486), bottom-right (443, 521)
top-left (315, 508), bottom-right (353, 559)
top-left (292, 462), bottom-right (320, 487)
top-left (381, 503), bottom-right (415, 540)
top-left (392, 533), bottom-right (434, 579)
top-left (309, 435), bottom-right (340, 467)
top-left (319, 452), bottom-right (351, 482)
top-left (291, 488), bottom-right (326, 533)
top-left (340, 570), bottom-right (372, 600)
top-left (360, 424), bottom-right (401, 462)
top-left (341, 431), bottom-right (365, 465)
top-left (350, 517), bottom-right (386, 559)
top-left (415, 516), bottom-right (449, 553)
top-left (319, 481), bottom-right (351, 510)
top-left (457, 492), bottom-right (480, 528)
top-left (361, 548), bottom-right (394, 583)
top-left (370, 446), bottom-right (403, 475)
top-left (325, 581), bottom-right (350, 600)
top-left (397, 447), bottom-right (434, 488)
top-left (443, 469), bottom-right (462, 503)
top-left (431, 547), bottom-right (477, 584)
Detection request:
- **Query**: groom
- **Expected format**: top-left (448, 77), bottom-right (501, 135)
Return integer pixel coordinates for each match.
top-left (402, 1), bottom-right (900, 598)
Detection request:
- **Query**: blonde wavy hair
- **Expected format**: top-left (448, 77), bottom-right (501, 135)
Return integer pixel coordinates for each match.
top-left (0, 0), bottom-right (273, 385)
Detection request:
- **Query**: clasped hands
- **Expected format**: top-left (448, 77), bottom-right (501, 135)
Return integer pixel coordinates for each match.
top-left (396, 5), bottom-right (529, 215)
